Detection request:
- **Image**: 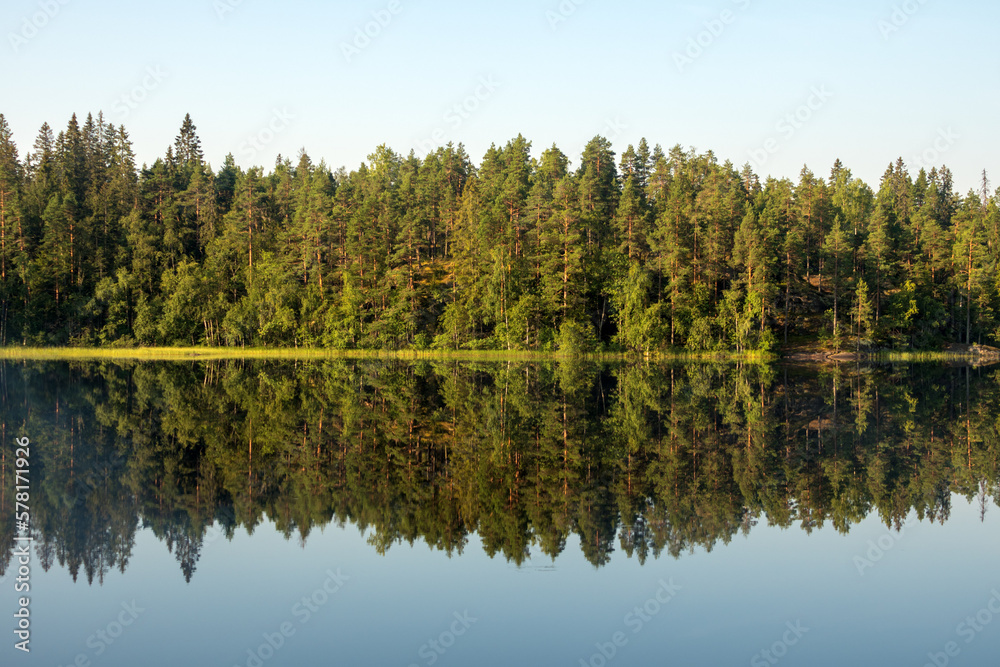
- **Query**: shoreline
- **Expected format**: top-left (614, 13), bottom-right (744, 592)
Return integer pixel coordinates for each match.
top-left (1, 345), bottom-right (998, 364)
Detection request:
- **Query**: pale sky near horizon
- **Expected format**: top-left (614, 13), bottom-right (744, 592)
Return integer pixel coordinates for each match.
top-left (3, 0), bottom-right (997, 193)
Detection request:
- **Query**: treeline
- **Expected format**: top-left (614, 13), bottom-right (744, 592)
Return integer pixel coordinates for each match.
top-left (2, 359), bottom-right (998, 580)
top-left (1, 112), bottom-right (999, 351)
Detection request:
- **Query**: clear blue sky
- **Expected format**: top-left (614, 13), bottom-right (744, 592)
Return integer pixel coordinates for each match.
top-left (3, 0), bottom-right (997, 193)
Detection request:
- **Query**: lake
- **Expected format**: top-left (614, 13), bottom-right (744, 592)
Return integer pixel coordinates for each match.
top-left (1, 359), bottom-right (999, 666)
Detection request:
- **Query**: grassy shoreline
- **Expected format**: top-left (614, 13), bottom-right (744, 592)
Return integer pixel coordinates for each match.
top-left (0, 346), bottom-right (628, 362)
top-left (0, 345), bottom-right (995, 364)
top-left (0, 346), bottom-right (770, 363)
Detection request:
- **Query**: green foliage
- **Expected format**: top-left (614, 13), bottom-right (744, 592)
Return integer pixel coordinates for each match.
top-left (612, 262), bottom-right (662, 353)
top-left (685, 316), bottom-right (715, 352)
top-left (556, 320), bottom-right (597, 355)
top-left (854, 278), bottom-right (874, 350)
top-left (3, 113), bottom-right (999, 353)
top-left (4, 359), bottom-right (1000, 575)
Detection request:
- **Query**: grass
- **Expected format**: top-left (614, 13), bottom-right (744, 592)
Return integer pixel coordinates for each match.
top-left (0, 345), bottom-right (777, 363)
top-left (0, 346), bottom-right (572, 362)
top-left (2, 343), bottom-right (989, 364)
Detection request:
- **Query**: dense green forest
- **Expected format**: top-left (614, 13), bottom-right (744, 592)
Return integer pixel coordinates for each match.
top-left (1, 112), bottom-right (998, 352)
top-left (2, 359), bottom-right (998, 581)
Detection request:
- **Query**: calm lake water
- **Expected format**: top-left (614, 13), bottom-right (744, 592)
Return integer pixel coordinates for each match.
top-left (2, 359), bottom-right (999, 666)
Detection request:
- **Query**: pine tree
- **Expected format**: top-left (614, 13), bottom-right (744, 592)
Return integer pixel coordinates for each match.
top-left (648, 148), bottom-right (694, 345)
top-left (732, 209), bottom-right (775, 341)
top-left (179, 162), bottom-right (218, 256)
top-left (854, 278), bottom-right (874, 351)
top-left (524, 144), bottom-right (568, 293)
top-left (952, 195), bottom-right (992, 344)
top-left (823, 215), bottom-right (850, 347)
top-left (614, 172), bottom-right (648, 260)
top-left (215, 153), bottom-right (239, 216)
top-left (693, 156), bottom-right (745, 305)
top-left (0, 116), bottom-right (21, 282)
top-left (542, 175), bottom-right (585, 325)
top-left (792, 166), bottom-right (829, 287)
top-left (577, 136), bottom-right (618, 225)
top-left (388, 151), bottom-right (429, 344)
top-left (0, 115), bottom-right (23, 342)
top-left (173, 114), bottom-right (204, 168)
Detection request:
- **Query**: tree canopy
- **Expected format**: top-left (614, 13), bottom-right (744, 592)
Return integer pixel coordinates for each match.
top-left (2, 112), bottom-right (999, 352)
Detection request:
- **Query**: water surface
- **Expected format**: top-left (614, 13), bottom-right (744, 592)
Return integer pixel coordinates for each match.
top-left (1, 360), bottom-right (999, 666)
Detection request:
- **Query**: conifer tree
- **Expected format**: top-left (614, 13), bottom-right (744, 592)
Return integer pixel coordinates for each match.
top-left (173, 113), bottom-right (204, 169)
top-left (854, 278), bottom-right (874, 351)
top-left (0, 115), bottom-right (23, 342)
top-left (823, 215), bottom-right (850, 346)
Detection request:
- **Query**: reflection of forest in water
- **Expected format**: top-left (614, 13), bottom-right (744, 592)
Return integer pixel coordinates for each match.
top-left (1, 360), bottom-right (999, 584)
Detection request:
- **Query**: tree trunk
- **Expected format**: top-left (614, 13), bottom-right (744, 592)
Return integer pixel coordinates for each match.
top-left (784, 248), bottom-right (790, 343)
top-left (967, 240), bottom-right (973, 344)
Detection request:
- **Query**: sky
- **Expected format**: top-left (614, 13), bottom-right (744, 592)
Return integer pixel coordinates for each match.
top-left (2, 0), bottom-right (998, 193)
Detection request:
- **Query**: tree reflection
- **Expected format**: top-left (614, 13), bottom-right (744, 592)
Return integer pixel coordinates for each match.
top-left (1, 359), bottom-right (999, 582)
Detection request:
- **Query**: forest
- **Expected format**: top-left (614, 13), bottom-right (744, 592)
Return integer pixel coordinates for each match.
top-left (1, 359), bottom-right (997, 581)
top-left (0, 112), bottom-right (998, 353)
